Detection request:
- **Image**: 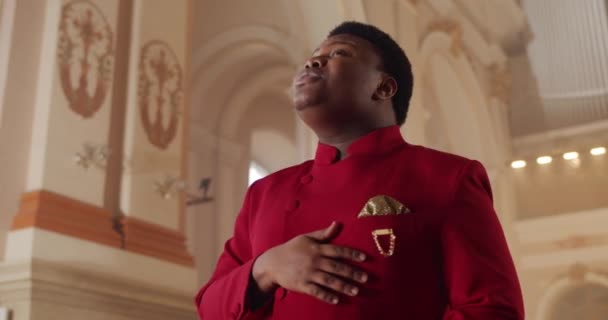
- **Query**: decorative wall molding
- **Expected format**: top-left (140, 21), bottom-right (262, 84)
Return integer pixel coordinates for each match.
top-left (0, 259), bottom-right (197, 320)
top-left (3, 228), bottom-right (197, 293)
top-left (520, 234), bottom-right (608, 256)
top-left (515, 208), bottom-right (608, 270)
top-left (511, 119), bottom-right (608, 157)
top-left (10, 190), bottom-right (121, 248)
top-left (418, 14), bottom-right (513, 110)
top-left (73, 142), bottom-right (110, 170)
top-left (417, 30), bottom-right (500, 167)
top-left (516, 207), bottom-right (608, 244)
top-left (57, 0), bottom-right (114, 118)
top-left (9, 190), bottom-right (194, 267)
top-left (456, 0), bottom-right (531, 55)
top-left (121, 217), bottom-right (194, 266)
top-left (487, 62), bottom-right (512, 105)
top-left (138, 40), bottom-right (183, 150)
top-left (419, 20), bottom-right (464, 57)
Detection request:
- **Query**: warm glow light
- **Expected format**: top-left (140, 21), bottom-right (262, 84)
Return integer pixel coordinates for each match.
top-left (536, 156), bottom-right (553, 165)
top-left (511, 160), bottom-right (526, 169)
top-left (590, 147), bottom-right (606, 156)
top-left (563, 152), bottom-right (579, 160)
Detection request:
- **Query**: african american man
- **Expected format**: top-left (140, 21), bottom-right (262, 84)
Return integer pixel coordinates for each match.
top-left (195, 21), bottom-right (524, 320)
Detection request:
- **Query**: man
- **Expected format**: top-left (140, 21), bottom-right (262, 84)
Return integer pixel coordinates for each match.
top-left (195, 21), bottom-right (524, 320)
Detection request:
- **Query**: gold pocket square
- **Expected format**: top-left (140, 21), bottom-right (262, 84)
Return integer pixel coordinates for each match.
top-left (357, 195), bottom-right (410, 218)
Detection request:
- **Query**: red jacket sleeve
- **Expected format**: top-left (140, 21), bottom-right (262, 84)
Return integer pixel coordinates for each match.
top-left (441, 161), bottom-right (524, 320)
top-left (194, 185), bottom-right (270, 319)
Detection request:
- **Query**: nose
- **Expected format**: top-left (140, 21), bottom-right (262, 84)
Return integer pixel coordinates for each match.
top-left (305, 55), bottom-right (328, 69)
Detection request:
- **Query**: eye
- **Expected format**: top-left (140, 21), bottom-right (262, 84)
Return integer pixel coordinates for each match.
top-left (331, 49), bottom-right (351, 57)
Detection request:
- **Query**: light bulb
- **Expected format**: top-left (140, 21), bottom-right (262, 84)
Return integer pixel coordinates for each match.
top-left (536, 156), bottom-right (552, 165)
top-left (511, 160), bottom-right (526, 169)
top-left (590, 147), bottom-right (606, 156)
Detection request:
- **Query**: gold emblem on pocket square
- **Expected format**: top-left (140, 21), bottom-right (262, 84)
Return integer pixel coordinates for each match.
top-left (357, 195), bottom-right (410, 218)
top-left (371, 228), bottom-right (396, 257)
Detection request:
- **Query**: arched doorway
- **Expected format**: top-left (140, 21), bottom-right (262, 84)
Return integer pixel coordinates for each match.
top-left (188, 24), bottom-right (306, 281)
top-left (547, 283), bottom-right (608, 320)
top-left (536, 265), bottom-right (608, 320)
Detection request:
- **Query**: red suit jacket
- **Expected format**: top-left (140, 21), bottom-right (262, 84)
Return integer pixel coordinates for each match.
top-left (195, 126), bottom-right (524, 319)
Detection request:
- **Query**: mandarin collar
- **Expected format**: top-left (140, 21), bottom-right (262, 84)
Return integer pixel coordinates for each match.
top-left (314, 126), bottom-right (406, 165)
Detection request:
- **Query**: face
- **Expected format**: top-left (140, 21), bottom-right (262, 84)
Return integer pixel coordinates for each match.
top-left (292, 34), bottom-right (386, 131)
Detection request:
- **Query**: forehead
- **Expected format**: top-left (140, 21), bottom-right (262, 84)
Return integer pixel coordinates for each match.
top-left (316, 34), bottom-right (379, 56)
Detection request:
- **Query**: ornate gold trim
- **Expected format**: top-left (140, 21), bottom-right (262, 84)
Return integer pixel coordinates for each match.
top-left (371, 228), bottom-right (396, 257)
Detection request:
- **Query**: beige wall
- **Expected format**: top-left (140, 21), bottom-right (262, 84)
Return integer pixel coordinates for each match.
top-left (193, 0), bottom-right (291, 44)
top-left (515, 208), bottom-right (608, 319)
top-left (24, 0), bottom-right (119, 206)
top-left (514, 154), bottom-right (608, 219)
top-left (0, 1), bottom-right (198, 318)
top-left (244, 92), bottom-right (298, 172)
top-left (0, 0), bottom-right (12, 119)
top-left (0, 0), bottom-right (606, 319)
top-left (0, 0), bottom-right (46, 258)
top-left (120, 0), bottom-right (189, 230)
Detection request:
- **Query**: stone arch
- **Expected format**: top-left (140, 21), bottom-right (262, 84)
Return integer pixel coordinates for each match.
top-left (417, 31), bottom-right (500, 170)
top-left (189, 24), bottom-right (304, 252)
top-left (537, 266), bottom-right (608, 320)
top-left (219, 65), bottom-right (294, 139)
top-left (191, 25), bottom-right (304, 73)
top-left (190, 24), bottom-right (308, 129)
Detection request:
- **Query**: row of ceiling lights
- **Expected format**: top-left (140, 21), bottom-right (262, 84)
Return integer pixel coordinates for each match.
top-left (511, 147), bottom-right (606, 169)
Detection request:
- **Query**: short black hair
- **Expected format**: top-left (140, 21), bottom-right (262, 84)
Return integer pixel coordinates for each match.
top-left (328, 21), bottom-right (413, 126)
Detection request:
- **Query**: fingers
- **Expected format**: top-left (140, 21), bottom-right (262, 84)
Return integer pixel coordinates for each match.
top-left (303, 282), bottom-right (340, 304)
top-left (316, 257), bottom-right (368, 284)
top-left (322, 221), bottom-right (342, 240)
top-left (309, 271), bottom-right (360, 297)
top-left (319, 243), bottom-right (366, 262)
top-left (307, 222), bottom-right (342, 242)
top-left (289, 224), bottom-right (369, 305)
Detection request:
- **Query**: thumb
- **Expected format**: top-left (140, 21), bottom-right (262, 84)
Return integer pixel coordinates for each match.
top-left (307, 221), bottom-right (342, 242)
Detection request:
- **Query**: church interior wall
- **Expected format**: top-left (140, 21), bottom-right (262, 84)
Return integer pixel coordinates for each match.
top-left (0, 0), bottom-right (49, 259)
top-left (0, 0), bottom-right (605, 319)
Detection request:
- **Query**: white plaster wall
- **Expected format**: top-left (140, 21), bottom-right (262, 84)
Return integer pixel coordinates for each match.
top-left (120, 0), bottom-right (189, 230)
top-left (0, 0), bottom-right (47, 259)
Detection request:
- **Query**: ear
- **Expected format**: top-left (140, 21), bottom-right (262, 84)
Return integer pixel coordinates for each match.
top-left (372, 76), bottom-right (398, 101)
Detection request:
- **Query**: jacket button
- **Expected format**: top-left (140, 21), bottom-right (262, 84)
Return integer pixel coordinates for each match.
top-left (300, 174), bottom-right (313, 185)
top-left (286, 200), bottom-right (300, 212)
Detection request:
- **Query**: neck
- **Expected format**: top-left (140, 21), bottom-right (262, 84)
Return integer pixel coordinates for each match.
top-left (302, 104), bottom-right (397, 159)
top-left (317, 124), bottom-right (391, 160)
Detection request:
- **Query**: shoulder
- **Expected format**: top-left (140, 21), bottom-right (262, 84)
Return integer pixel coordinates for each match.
top-left (248, 160), bottom-right (314, 194)
top-left (400, 144), bottom-right (489, 202)
top-left (404, 143), bottom-right (476, 176)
